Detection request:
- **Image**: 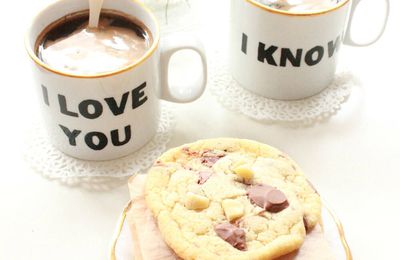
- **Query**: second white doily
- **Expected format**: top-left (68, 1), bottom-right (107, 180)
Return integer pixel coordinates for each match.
top-left (208, 47), bottom-right (359, 126)
top-left (24, 103), bottom-right (175, 183)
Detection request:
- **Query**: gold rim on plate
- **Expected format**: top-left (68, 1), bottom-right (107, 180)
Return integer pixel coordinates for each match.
top-left (110, 201), bottom-right (132, 260)
top-left (109, 200), bottom-right (353, 260)
top-left (323, 199), bottom-right (353, 260)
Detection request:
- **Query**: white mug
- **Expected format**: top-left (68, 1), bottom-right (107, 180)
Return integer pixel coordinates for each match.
top-left (25, 0), bottom-right (207, 161)
top-left (230, 0), bottom-right (390, 100)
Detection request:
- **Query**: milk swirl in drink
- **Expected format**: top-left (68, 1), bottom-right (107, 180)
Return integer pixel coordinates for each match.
top-left (35, 0), bottom-right (153, 75)
top-left (257, 0), bottom-right (342, 12)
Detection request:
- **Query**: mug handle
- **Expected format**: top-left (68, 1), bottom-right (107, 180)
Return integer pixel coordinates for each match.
top-left (344, 0), bottom-right (390, 47)
top-left (160, 33), bottom-right (207, 103)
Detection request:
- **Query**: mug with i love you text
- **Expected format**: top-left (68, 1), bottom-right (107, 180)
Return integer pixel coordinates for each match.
top-left (230, 0), bottom-right (390, 100)
top-left (25, 0), bottom-right (207, 161)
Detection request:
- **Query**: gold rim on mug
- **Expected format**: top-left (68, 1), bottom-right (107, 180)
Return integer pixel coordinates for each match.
top-left (109, 200), bottom-right (353, 260)
top-left (24, 0), bottom-right (160, 79)
top-left (245, 0), bottom-right (351, 16)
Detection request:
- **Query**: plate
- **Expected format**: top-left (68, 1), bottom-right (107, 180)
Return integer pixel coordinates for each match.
top-left (109, 200), bottom-right (352, 260)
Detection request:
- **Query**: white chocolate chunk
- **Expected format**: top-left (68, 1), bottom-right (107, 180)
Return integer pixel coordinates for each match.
top-left (222, 199), bottom-right (244, 221)
top-left (231, 159), bottom-right (246, 169)
top-left (185, 192), bottom-right (210, 210)
top-left (233, 164), bottom-right (254, 179)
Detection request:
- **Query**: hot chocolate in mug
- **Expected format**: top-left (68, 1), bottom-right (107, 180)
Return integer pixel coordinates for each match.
top-left (230, 0), bottom-right (390, 100)
top-left (25, 0), bottom-right (207, 161)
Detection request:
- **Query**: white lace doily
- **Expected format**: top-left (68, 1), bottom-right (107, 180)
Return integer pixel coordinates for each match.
top-left (24, 103), bottom-right (175, 183)
top-left (209, 51), bottom-right (359, 126)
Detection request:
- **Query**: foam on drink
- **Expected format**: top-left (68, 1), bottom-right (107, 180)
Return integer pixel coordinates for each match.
top-left (35, 10), bottom-right (153, 76)
top-left (257, 0), bottom-right (342, 12)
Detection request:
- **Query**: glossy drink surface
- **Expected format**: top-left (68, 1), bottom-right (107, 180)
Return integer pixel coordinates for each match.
top-left (36, 10), bottom-right (153, 75)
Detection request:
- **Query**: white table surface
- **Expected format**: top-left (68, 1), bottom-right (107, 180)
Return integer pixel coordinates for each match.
top-left (1, 0), bottom-right (399, 259)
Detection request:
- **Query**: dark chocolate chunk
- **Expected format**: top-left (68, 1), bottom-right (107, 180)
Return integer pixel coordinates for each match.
top-left (247, 184), bottom-right (289, 213)
top-left (215, 223), bottom-right (246, 251)
top-left (198, 171), bottom-right (212, 185)
top-left (201, 150), bottom-right (225, 167)
top-left (247, 184), bottom-right (274, 209)
top-left (265, 189), bottom-right (289, 213)
top-left (182, 147), bottom-right (200, 157)
top-left (201, 156), bottom-right (221, 167)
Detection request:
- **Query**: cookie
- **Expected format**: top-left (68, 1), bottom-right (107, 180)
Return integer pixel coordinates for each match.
top-left (145, 138), bottom-right (321, 260)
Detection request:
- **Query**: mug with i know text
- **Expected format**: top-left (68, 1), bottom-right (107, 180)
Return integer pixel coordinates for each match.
top-left (230, 0), bottom-right (390, 100)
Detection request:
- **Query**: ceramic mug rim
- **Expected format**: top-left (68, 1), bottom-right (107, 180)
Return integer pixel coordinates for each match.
top-left (24, 0), bottom-right (160, 79)
top-left (245, 0), bottom-right (351, 17)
